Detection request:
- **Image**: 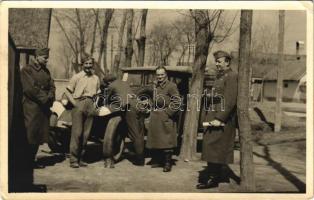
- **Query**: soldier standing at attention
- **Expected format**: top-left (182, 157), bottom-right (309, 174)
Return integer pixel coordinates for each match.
top-left (146, 66), bottom-right (180, 172)
top-left (64, 54), bottom-right (100, 168)
top-left (197, 51), bottom-right (238, 189)
top-left (21, 48), bottom-right (55, 169)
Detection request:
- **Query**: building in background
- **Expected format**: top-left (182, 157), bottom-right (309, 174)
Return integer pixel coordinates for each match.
top-left (8, 8), bottom-right (52, 192)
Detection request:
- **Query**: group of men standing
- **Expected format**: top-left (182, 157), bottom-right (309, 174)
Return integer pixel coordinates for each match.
top-left (20, 47), bottom-right (238, 189)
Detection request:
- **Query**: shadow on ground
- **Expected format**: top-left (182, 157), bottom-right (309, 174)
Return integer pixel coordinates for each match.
top-left (253, 142), bottom-right (306, 193)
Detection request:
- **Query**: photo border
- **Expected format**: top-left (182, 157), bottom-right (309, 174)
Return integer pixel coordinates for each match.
top-left (0, 1), bottom-right (313, 199)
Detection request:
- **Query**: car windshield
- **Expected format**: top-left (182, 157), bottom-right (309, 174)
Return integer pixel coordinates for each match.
top-left (126, 73), bottom-right (142, 86)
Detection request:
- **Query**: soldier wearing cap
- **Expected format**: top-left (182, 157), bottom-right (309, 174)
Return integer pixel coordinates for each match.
top-left (64, 54), bottom-right (100, 168)
top-left (197, 50), bottom-right (238, 189)
top-left (21, 48), bottom-right (55, 169)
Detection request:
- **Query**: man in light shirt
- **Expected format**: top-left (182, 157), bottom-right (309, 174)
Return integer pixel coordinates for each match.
top-left (64, 54), bottom-right (101, 168)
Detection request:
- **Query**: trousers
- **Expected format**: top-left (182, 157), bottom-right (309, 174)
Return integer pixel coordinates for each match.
top-left (124, 104), bottom-right (145, 156)
top-left (70, 98), bottom-right (94, 164)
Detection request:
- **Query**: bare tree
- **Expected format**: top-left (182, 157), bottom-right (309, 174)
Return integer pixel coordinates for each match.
top-left (98, 9), bottom-right (114, 73)
top-left (52, 9), bottom-right (106, 77)
top-left (90, 9), bottom-right (99, 55)
top-left (125, 9), bottom-right (134, 67)
top-left (172, 14), bottom-right (195, 65)
top-left (180, 10), bottom-right (237, 160)
top-left (238, 10), bottom-right (255, 191)
top-left (136, 9), bottom-right (148, 67)
top-left (148, 23), bottom-right (179, 66)
top-left (112, 10), bottom-right (127, 76)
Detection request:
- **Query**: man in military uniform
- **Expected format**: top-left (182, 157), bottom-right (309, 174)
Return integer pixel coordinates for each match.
top-left (21, 48), bottom-right (55, 169)
top-left (197, 51), bottom-right (238, 189)
top-left (64, 54), bottom-right (100, 168)
top-left (102, 74), bottom-right (145, 168)
top-left (146, 66), bottom-right (180, 172)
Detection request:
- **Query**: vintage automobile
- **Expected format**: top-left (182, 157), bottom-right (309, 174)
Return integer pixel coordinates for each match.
top-left (48, 66), bottom-right (215, 160)
top-left (49, 87), bottom-right (126, 161)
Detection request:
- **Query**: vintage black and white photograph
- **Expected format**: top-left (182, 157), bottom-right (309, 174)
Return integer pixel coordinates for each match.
top-left (1, 1), bottom-right (313, 199)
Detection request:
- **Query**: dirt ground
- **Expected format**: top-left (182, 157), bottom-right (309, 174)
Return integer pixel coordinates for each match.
top-left (34, 101), bottom-right (306, 193)
top-left (34, 130), bottom-right (306, 193)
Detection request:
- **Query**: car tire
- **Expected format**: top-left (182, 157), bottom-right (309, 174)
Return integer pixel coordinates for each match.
top-left (48, 128), bottom-right (63, 153)
top-left (102, 116), bottom-right (126, 162)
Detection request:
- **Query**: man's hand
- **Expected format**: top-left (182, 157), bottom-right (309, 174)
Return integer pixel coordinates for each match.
top-left (97, 106), bottom-right (112, 116)
top-left (209, 119), bottom-right (225, 127)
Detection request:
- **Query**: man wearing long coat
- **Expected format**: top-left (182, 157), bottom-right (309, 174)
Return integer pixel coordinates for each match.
top-left (146, 66), bottom-right (180, 172)
top-left (20, 48), bottom-right (55, 169)
top-left (197, 51), bottom-right (238, 189)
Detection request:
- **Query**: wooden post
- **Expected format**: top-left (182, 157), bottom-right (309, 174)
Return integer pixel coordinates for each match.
top-left (275, 10), bottom-right (285, 132)
top-left (238, 10), bottom-right (255, 191)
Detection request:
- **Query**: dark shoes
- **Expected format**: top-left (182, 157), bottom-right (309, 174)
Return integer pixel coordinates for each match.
top-left (133, 155), bottom-right (145, 166)
top-left (151, 163), bottom-right (163, 168)
top-left (196, 177), bottom-right (230, 189)
top-left (79, 161), bottom-right (88, 167)
top-left (70, 162), bottom-right (79, 168)
top-left (70, 160), bottom-right (88, 168)
top-left (163, 152), bottom-right (172, 172)
top-left (104, 158), bottom-right (115, 168)
top-left (163, 162), bottom-right (172, 172)
top-left (27, 184), bottom-right (47, 192)
top-left (33, 162), bottom-right (45, 169)
top-left (196, 179), bottom-right (219, 189)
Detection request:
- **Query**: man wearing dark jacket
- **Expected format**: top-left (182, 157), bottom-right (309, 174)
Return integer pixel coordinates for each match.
top-left (20, 48), bottom-right (55, 169)
top-left (197, 51), bottom-right (238, 189)
top-left (102, 74), bottom-right (145, 168)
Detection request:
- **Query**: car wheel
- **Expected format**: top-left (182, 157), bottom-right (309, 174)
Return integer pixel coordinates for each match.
top-left (48, 128), bottom-right (63, 153)
top-left (102, 116), bottom-right (126, 161)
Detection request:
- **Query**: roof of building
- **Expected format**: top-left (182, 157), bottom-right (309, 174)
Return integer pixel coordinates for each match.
top-left (231, 51), bottom-right (306, 81)
top-left (9, 8), bottom-right (52, 49)
top-left (120, 66), bottom-right (193, 73)
top-left (262, 59), bottom-right (306, 80)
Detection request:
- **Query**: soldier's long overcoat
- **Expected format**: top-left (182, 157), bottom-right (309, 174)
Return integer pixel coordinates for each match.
top-left (202, 68), bottom-right (238, 164)
top-left (20, 59), bottom-right (55, 145)
top-left (146, 80), bottom-right (180, 149)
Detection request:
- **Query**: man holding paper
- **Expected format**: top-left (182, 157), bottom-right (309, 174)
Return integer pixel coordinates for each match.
top-left (197, 51), bottom-right (238, 189)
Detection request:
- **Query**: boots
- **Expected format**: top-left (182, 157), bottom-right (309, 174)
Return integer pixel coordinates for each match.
top-left (133, 154), bottom-right (145, 166)
top-left (104, 157), bottom-right (115, 168)
top-left (163, 151), bottom-right (172, 172)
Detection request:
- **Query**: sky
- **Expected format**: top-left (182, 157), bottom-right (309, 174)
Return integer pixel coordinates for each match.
top-left (48, 9), bottom-right (307, 78)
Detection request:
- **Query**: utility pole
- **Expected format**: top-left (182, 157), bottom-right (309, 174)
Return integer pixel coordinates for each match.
top-left (275, 10), bottom-right (285, 132)
top-left (238, 9), bottom-right (255, 192)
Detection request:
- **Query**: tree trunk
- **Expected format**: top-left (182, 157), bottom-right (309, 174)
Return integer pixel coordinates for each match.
top-left (125, 9), bottom-right (134, 68)
top-left (98, 9), bottom-right (114, 73)
top-left (75, 9), bottom-right (85, 59)
top-left (275, 10), bottom-right (285, 132)
top-left (180, 10), bottom-right (211, 161)
top-left (136, 9), bottom-right (148, 67)
top-left (90, 9), bottom-right (99, 56)
top-left (113, 10), bottom-right (127, 77)
top-left (238, 10), bottom-right (255, 192)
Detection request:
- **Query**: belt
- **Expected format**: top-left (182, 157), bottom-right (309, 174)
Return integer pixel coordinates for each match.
top-left (75, 96), bottom-right (93, 101)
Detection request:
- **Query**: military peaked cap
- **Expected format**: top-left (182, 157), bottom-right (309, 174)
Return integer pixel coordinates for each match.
top-left (103, 74), bottom-right (117, 83)
top-left (35, 48), bottom-right (50, 56)
top-left (213, 50), bottom-right (231, 60)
